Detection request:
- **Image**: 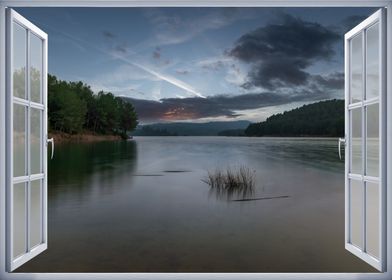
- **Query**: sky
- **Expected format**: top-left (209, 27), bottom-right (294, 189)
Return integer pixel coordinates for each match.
top-left (16, 7), bottom-right (378, 124)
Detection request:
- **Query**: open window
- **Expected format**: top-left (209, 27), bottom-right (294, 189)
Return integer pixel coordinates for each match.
top-left (6, 9), bottom-right (48, 271)
top-left (344, 8), bottom-right (386, 271)
top-left (0, 2), bottom-right (390, 278)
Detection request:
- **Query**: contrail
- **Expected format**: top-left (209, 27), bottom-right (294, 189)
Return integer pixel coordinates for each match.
top-left (45, 26), bottom-right (206, 98)
top-left (111, 53), bottom-right (205, 98)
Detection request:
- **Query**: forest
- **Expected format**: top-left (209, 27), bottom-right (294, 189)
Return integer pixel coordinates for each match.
top-left (48, 75), bottom-right (138, 139)
top-left (44, 73), bottom-right (343, 139)
top-left (245, 99), bottom-right (344, 137)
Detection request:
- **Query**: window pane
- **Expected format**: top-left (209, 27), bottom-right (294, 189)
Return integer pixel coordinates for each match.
top-left (30, 34), bottom-right (42, 103)
top-left (366, 23), bottom-right (379, 100)
top-left (351, 33), bottom-right (363, 104)
top-left (366, 104), bottom-right (379, 177)
top-left (350, 179), bottom-right (363, 248)
top-left (13, 182), bottom-right (26, 259)
top-left (13, 104), bottom-right (27, 177)
top-left (351, 108), bottom-right (362, 174)
top-left (13, 23), bottom-right (26, 99)
top-left (31, 109), bottom-right (42, 174)
top-left (366, 181), bottom-right (379, 259)
top-left (30, 180), bottom-right (42, 248)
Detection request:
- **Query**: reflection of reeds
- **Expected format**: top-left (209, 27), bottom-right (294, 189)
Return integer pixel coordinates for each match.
top-left (202, 166), bottom-right (256, 200)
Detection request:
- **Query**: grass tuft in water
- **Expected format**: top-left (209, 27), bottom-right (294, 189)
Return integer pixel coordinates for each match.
top-left (202, 166), bottom-right (256, 200)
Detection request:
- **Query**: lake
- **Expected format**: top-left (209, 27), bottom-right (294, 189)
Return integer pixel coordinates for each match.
top-left (17, 137), bottom-right (375, 272)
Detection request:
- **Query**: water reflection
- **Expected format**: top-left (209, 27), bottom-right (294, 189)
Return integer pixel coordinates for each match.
top-left (17, 137), bottom-right (375, 273)
top-left (48, 140), bottom-right (137, 201)
top-left (203, 166), bottom-right (256, 201)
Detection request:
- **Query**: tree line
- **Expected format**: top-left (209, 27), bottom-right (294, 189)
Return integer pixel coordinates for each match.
top-left (245, 99), bottom-right (344, 137)
top-left (48, 75), bottom-right (138, 138)
top-left (134, 126), bottom-right (179, 136)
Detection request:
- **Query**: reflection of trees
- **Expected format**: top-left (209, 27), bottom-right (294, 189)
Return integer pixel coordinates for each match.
top-left (31, 67), bottom-right (41, 101)
top-left (13, 68), bottom-right (25, 98)
top-left (48, 141), bottom-right (138, 198)
top-left (13, 67), bottom-right (41, 100)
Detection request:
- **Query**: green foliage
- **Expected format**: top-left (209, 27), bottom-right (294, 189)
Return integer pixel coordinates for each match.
top-left (118, 101), bottom-right (138, 136)
top-left (50, 89), bottom-right (87, 133)
top-left (245, 99), bottom-right (344, 137)
top-left (48, 75), bottom-right (138, 137)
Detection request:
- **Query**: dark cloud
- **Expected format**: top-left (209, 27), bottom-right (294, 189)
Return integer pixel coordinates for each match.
top-left (115, 44), bottom-right (127, 54)
top-left (102, 31), bottom-right (128, 54)
top-left (176, 69), bottom-right (189, 75)
top-left (201, 60), bottom-right (225, 71)
top-left (153, 51), bottom-right (161, 59)
top-left (102, 31), bottom-right (115, 39)
top-left (312, 72), bottom-right (344, 90)
top-left (153, 47), bottom-right (161, 59)
top-left (124, 88), bottom-right (331, 122)
top-left (339, 15), bottom-right (367, 33)
top-left (229, 14), bottom-right (340, 90)
top-left (242, 57), bottom-right (310, 90)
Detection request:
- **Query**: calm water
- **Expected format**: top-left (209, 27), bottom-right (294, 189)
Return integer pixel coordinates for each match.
top-left (18, 137), bottom-right (375, 272)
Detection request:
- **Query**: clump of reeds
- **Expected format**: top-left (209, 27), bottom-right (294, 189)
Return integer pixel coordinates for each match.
top-left (202, 166), bottom-right (256, 200)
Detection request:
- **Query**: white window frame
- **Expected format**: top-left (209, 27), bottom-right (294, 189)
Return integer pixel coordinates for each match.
top-left (0, 1), bottom-right (391, 280)
top-left (6, 9), bottom-right (48, 272)
top-left (344, 9), bottom-right (386, 271)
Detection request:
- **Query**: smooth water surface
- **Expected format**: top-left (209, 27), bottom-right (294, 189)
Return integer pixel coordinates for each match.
top-left (17, 137), bottom-right (375, 272)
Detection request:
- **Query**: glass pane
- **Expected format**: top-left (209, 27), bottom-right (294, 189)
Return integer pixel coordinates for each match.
top-left (30, 34), bottom-right (42, 103)
top-left (366, 24), bottom-right (379, 100)
top-left (30, 180), bottom-right (42, 248)
top-left (366, 181), bottom-right (379, 259)
top-left (13, 23), bottom-right (26, 99)
top-left (366, 104), bottom-right (379, 177)
top-left (13, 104), bottom-right (27, 177)
top-left (31, 109), bottom-right (42, 174)
top-left (350, 179), bottom-right (363, 248)
top-left (351, 108), bottom-right (362, 174)
top-left (351, 33), bottom-right (363, 104)
top-left (13, 182), bottom-right (26, 258)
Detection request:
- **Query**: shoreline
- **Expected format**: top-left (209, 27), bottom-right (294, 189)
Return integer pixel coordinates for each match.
top-left (49, 131), bottom-right (123, 144)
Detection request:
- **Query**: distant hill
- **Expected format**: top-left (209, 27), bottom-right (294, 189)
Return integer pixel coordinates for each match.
top-left (245, 99), bottom-right (344, 137)
top-left (218, 129), bottom-right (246, 137)
top-left (133, 120), bottom-right (251, 136)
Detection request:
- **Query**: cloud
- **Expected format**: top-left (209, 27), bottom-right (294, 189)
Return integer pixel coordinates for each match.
top-left (242, 57), bottom-right (310, 90)
top-left (197, 56), bottom-right (233, 71)
top-left (97, 31), bottom-right (202, 97)
top-left (225, 63), bottom-right (247, 86)
top-left (339, 15), bottom-right (367, 33)
top-left (115, 43), bottom-right (128, 54)
top-left (144, 8), bottom-right (253, 46)
top-left (176, 69), bottom-right (189, 75)
top-left (126, 59), bottom-right (205, 98)
top-left (55, 28), bottom-right (204, 98)
top-left (228, 14), bottom-right (340, 90)
top-left (89, 64), bottom-right (159, 89)
top-left (153, 47), bottom-right (161, 60)
top-left (102, 31), bottom-right (116, 39)
top-left (311, 72), bottom-right (344, 90)
top-left (124, 88), bottom-right (331, 123)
